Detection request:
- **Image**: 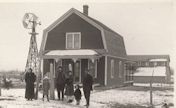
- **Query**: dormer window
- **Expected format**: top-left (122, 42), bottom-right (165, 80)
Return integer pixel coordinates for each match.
top-left (66, 32), bottom-right (81, 49)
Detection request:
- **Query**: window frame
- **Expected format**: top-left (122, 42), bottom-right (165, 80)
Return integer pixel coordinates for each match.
top-left (66, 32), bottom-right (81, 49)
top-left (110, 59), bottom-right (115, 79)
top-left (119, 61), bottom-right (122, 78)
top-left (88, 59), bottom-right (98, 78)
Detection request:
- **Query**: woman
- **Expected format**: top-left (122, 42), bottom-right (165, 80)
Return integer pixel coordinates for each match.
top-left (25, 68), bottom-right (36, 100)
top-left (65, 71), bottom-right (74, 103)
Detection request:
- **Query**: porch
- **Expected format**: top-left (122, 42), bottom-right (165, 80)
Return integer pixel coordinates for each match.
top-left (40, 49), bottom-right (106, 99)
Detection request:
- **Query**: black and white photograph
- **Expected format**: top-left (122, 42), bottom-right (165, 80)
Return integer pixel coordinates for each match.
top-left (0, 0), bottom-right (174, 108)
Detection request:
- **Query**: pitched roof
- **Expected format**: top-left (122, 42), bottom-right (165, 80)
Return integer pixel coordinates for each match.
top-left (75, 8), bottom-right (127, 57)
top-left (127, 55), bottom-right (170, 62)
top-left (41, 8), bottom-right (127, 58)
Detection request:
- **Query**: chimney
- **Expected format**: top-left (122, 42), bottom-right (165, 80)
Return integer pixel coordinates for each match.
top-left (83, 5), bottom-right (89, 15)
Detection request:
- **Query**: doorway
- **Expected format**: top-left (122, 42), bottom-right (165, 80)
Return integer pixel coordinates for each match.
top-left (59, 59), bottom-right (81, 83)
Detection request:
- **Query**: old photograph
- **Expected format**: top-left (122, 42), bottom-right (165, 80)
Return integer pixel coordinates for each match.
top-left (0, 0), bottom-right (174, 108)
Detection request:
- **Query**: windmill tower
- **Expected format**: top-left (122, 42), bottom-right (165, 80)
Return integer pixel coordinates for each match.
top-left (22, 13), bottom-right (41, 99)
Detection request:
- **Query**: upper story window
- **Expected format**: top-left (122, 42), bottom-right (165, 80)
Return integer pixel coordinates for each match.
top-left (66, 32), bottom-right (81, 49)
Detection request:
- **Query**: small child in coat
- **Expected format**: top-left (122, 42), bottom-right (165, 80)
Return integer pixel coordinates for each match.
top-left (74, 84), bottom-right (82, 105)
top-left (43, 75), bottom-right (50, 102)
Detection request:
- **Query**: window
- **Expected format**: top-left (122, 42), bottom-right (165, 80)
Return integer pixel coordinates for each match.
top-left (111, 59), bottom-right (115, 78)
top-left (124, 63), bottom-right (133, 82)
top-left (124, 63), bottom-right (127, 81)
top-left (145, 62), bottom-right (149, 66)
top-left (88, 60), bottom-right (97, 78)
top-left (138, 61), bottom-right (141, 66)
top-left (119, 61), bottom-right (122, 78)
top-left (66, 32), bottom-right (81, 49)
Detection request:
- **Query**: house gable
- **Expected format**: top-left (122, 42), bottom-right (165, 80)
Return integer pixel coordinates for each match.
top-left (40, 8), bottom-right (127, 58)
top-left (40, 8), bottom-right (107, 55)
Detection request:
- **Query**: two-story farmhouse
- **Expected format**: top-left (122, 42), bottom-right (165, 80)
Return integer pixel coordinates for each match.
top-left (40, 5), bottom-right (133, 87)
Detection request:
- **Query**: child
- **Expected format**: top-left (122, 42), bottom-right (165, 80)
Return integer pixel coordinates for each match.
top-left (42, 75), bottom-right (50, 102)
top-left (74, 84), bottom-right (82, 105)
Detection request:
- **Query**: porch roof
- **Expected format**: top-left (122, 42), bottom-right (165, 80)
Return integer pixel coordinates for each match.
top-left (42, 49), bottom-right (105, 59)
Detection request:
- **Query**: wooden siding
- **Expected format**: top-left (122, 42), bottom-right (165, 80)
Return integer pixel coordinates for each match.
top-left (104, 29), bottom-right (127, 57)
top-left (134, 76), bottom-right (166, 83)
top-left (81, 59), bottom-right (88, 82)
top-left (43, 59), bottom-right (52, 75)
top-left (106, 56), bottom-right (125, 86)
top-left (96, 56), bottom-right (105, 85)
top-left (45, 13), bottom-right (104, 50)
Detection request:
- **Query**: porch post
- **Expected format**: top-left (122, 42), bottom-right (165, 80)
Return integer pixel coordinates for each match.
top-left (50, 60), bottom-right (55, 100)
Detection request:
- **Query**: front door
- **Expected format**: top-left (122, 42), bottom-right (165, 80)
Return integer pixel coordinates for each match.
top-left (62, 59), bottom-right (81, 83)
top-left (74, 60), bottom-right (81, 83)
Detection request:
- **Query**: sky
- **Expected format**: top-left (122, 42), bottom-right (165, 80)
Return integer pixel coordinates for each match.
top-left (0, 0), bottom-right (175, 71)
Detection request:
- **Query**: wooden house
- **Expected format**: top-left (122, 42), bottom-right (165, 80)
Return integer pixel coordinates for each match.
top-left (39, 5), bottom-right (133, 90)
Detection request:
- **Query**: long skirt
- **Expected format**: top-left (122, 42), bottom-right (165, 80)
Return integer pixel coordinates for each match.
top-left (25, 83), bottom-right (35, 99)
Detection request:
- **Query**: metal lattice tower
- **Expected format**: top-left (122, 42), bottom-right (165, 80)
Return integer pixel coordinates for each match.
top-left (23, 13), bottom-right (41, 99)
top-left (25, 28), bottom-right (40, 74)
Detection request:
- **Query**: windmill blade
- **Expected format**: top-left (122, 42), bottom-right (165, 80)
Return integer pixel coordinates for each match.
top-left (22, 20), bottom-right (28, 28)
top-left (30, 13), bottom-right (38, 21)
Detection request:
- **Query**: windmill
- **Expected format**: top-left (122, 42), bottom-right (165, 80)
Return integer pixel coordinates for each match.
top-left (22, 13), bottom-right (41, 99)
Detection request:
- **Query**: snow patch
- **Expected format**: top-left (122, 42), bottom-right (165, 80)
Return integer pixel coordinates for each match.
top-left (134, 67), bottom-right (166, 76)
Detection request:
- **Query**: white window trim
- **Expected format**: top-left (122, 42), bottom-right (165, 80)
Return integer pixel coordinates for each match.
top-left (119, 61), bottom-right (122, 78)
top-left (110, 59), bottom-right (114, 79)
top-left (66, 32), bottom-right (81, 49)
top-left (74, 60), bottom-right (81, 83)
top-left (94, 60), bottom-right (98, 78)
top-left (124, 63), bottom-right (126, 81)
top-left (88, 59), bottom-right (98, 78)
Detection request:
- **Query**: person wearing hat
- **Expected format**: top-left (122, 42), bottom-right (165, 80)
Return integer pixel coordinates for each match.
top-left (83, 69), bottom-right (93, 107)
top-left (56, 66), bottom-right (66, 101)
top-left (25, 68), bottom-right (36, 100)
top-left (42, 75), bottom-right (50, 102)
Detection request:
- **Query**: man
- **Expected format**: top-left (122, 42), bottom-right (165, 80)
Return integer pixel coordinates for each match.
top-left (83, 69), bottom-right (93, 107)
top-left (56, 66), bottom-right (65, 101)
top-left (25, 68), bottom-right (36, 100)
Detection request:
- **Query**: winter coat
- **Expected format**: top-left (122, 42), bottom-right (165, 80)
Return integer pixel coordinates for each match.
top-left (43, 77), bottom-right (50, 95)
top-left (65, 74), bottom-right (74, 96)
top-left (74, 88), bottom-right (82, 100)
top-left (25, 72), bottom-right (36, 99)
top-left (56, 71), bottom-right (65, 90)
top-left (83, 73), bottom-right (93, 92)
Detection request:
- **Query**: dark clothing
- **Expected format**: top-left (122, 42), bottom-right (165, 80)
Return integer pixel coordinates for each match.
top-left (57, 86), bottom-right (64, 100)
top-left (56, 71), bottom-right (65, 85)
top-left (83, 90), bottom-right (91, 105)
top-left (56, 71), bottom-right (65, 100)
top-left (83, 74), bottom-right (93, 91)
top-left (65, 74), bottom-right (74, 96)
top-left (83, 73), bottom-right (93, 106)
top-left (74, 88), bottom-right (82, 101)
top-left (25, 72), bottom-right (36, 100)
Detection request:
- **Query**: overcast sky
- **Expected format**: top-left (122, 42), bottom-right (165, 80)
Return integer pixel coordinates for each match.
top-left (0, 1), bottom-right (174, 71)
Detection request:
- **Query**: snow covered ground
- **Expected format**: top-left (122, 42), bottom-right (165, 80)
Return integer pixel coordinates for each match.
top-left (134, 67), bottom-right (166, 76)
top-left (0, 84), bottom-right (174, 108)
